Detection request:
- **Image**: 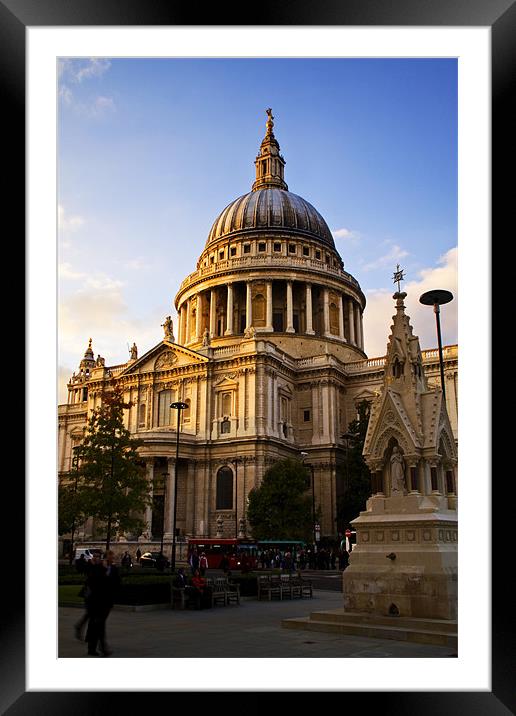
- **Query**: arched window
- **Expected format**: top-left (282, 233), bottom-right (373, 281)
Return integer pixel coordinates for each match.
top-left (329, 302), bottom-right (339, 334)
top-left (138, 403), bottom-right (146, 427)
top-left (392, 357), bottom-right (404, 378)
top-left (158, 390), bottom-right (173, 426)
top-left (216, 467), bottom-right (233, 510)
top-left (252, 293), bottom-right (265, 326)
top-left (222, 392), bottom-right (232, 417)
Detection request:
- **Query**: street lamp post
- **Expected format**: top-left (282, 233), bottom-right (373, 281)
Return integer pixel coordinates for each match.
top-left (419, 289), bottom-right (454, 402)
top-left (159, 472), bottom-right (168, 558)
top-left (170, 401), bottom-right (188, 573)
top-left (300, 452), bottom-right (317, 549)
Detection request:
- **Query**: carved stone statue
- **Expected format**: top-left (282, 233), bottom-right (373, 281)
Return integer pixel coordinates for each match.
top-left (390, 446), bottom-right (406, 495)
top-left (96, 354), bottom-right (105, 367)
top-left (202, 328), bottom-right (211, 347)
top-left (130, 342), bottom-right (138, 360)
top-left (161, 315), bottom-right (174, 339)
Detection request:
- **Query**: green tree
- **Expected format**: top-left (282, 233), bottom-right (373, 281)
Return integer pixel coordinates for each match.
top-left (337, 400), bottom-right (372, 531)
top-left (247, 459), bottom-right (313, 541)
top-left (73, 387), bottom-right (150, 551)
top-left (58, 448), bottom-right (89, 563)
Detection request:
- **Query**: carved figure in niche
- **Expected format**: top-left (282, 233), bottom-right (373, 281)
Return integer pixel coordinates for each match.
top-left (390, 446), bottom-right (406, 495)
top-left (202, 328), bottom-right (211, 347)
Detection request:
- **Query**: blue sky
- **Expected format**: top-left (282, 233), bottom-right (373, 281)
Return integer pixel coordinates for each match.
top-left (58, 57), bottom-right (457, 402)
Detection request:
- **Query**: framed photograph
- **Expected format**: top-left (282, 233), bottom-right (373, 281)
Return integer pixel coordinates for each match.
top-left (8, 0), bottom-right (512, 710)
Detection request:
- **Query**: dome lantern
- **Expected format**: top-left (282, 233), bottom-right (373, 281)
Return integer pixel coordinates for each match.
top-left (252, 108), bottom-right (288, 192)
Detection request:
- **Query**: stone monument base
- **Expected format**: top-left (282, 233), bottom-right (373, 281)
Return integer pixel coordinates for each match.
top-left (342, 495), bottom-right (458, 621)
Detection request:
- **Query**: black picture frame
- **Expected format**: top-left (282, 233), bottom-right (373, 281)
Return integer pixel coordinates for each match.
top-left (7, 0), bottom-right (512, 712)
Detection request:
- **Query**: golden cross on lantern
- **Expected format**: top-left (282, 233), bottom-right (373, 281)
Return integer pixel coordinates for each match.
top-left (393, 264), bottom-right (405, 293)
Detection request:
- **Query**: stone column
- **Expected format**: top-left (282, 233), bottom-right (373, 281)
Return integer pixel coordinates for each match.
top-left (338, 293), bottom-right (345, 340)
top-left (265, 280), bottom-right (273, 331)
top-left (375, 469), bottom-right (385, 495)
top-left (209, 289), bottom-right (217, 337)
top-left (186, 460), bottom-right (196, 535)
top-left (430, 460), bottom-right (441, 494)
top-left (175, 309), bottom-right (181, 346)
top-left (246, 281), bottom-right (253, 330)
top-left (305, 283), bottom-right (314, 334)
top-left (355, 304), bottom-right (363, 350)
top-left (183, 304), bottom-right (189, 344)
top-left (144, 459), bottom-right (154, 538)
top-left (323, 287), bottom-right (330, 336)
top-left (348, 299), bottom-right (356, 345)
top-left (286, 281), bottom-right (295, 333)
top-left (164, 457), bottom-right (175, 538)
top-left (195, 293), bottom-right (202, 341)
top-left (185, 299), bottom-right (191, 344)
top-left (225, 284), bottom-right (234, 335)
top-left (407, 461), bottom-right (420, 493)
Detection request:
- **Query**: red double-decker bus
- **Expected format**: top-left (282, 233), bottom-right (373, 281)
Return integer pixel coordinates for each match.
top-left (186, 538), bottom-right (258, 570)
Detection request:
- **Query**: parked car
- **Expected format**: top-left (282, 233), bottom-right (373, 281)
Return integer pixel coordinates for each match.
top-left (139, 552), bottom-right (170, 569)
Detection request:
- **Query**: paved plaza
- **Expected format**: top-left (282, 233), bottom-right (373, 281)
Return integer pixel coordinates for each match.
top-left (59, 589), bottom-right (457, 659)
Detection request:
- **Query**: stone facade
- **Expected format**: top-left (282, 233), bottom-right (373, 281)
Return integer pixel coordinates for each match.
top-left (58, 111), bottom-right (458, 552)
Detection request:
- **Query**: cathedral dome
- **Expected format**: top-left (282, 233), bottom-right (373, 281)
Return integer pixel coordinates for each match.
top-left (206, 187), bottom-right (335, 249)
top-left (206, 108), bottom-right (335, 250)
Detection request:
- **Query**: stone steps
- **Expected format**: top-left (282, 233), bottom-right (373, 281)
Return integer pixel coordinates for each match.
top-left (282, 609), bottom-right (457, 648)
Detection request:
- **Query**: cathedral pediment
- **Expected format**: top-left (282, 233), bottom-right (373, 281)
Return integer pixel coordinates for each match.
top-left (119, 340), bottom-right (209, 375)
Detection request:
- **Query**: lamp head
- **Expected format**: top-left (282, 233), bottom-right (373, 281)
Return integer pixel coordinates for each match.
top-left (170, 401), bottom-right (188, 410)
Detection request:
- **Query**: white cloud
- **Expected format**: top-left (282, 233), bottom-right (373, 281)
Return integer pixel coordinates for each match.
top-left (91, 96), bottom-right (116, 116)
top-left (362, 243), bottom-right (409, 272)
top-left (123, 257), bottom-right (152, 271)
top-left (58, 205), bottom-right (85, 234)
top-left (58, 263), bottom-right (87, 281)
top-left (59, 84), bottom-right (73, 107)
top-left (332, 227), bottom-right (357, 240)
top-left (59, 58), bottom-right (111, 84)
top-left (363, 247), bottom-right (458, 357)
top-left (58, 60), bottom-right (114, 116)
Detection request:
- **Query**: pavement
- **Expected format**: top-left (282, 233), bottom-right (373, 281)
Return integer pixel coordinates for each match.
top-left (59, 589), bottom-right (457, 659)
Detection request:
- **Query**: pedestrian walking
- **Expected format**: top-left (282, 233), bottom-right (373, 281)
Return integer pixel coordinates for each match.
top-left (136, 547), bottom-right (142, 564)
top-left (85, 550), bottom-right (120, 656)
top-left (189, 549), bottom-right (199, 575)
top-left (199, 552), bottom-right (209, 576)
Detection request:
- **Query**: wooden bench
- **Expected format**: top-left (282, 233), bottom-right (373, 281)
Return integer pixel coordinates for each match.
top-left (206, 577), bottom-right (241, 607)
top-left (291, 573), bottom-right (313, 598)
top-left (171, 585), bottom-right (199, 610)
top-left (258, 574), bottom-right (313, 600)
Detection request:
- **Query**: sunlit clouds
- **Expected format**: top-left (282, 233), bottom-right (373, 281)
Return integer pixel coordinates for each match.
top-left (58, 58), bottom-right (115, 118)
top-left (363, 246), bottom-right (458, 357)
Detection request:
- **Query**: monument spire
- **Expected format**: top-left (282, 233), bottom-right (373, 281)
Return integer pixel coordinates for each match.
top-left (384, 267), bottom-right (426, 395)
top-left (252, 108), bottom-right (288, 191)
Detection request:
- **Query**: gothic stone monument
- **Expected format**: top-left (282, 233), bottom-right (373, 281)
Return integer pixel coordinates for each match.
top-left (342, 290), bottom-right (458, 620)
